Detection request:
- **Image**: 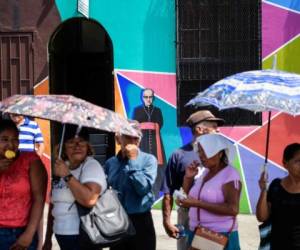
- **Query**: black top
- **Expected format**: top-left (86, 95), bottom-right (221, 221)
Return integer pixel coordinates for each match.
top-left (133, 105), bottom-right (165, 165)
top-left (267, 178), bottom-right (300, 250)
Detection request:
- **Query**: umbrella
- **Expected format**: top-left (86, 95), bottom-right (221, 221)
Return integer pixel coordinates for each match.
top-left (0, 94), bottom-right (140, 156)
top-left (186, 67), bottom-right (300, 168)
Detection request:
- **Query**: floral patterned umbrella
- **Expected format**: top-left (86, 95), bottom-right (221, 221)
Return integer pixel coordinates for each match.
top-left (0, 95), bottom-right (139, 138)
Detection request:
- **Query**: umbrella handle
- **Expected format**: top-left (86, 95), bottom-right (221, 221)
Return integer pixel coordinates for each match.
top-left (58, 124), bottom-right (66, 159)
top-left (264, 111), bottom-right (271, 164)
top-left (262, 162), bottom-right (268, 184)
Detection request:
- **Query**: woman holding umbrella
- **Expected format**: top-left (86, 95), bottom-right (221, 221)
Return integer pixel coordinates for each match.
top-left (0, 119), bottom-right (48, 250)
top-left (43, 126), bottom-right (107, 250)
top-left (256, 143), bottom-right (300, 249)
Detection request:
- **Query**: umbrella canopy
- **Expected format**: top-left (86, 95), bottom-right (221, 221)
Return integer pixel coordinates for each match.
top-left (187, 69), bottom-right (300, 115)
top-left (0, 94), bottom-right (139, 138)
top-left (186, 69), bottom-right (300, 166)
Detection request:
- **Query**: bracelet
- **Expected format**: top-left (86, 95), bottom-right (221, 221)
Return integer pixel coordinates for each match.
top-left (63, 174), bottom-right (73, 183)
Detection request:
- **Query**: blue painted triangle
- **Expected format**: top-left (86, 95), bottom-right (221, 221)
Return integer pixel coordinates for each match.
top-left (265, 0), bottom-right (300, 13)
top-left (238, 144), bottom-right (287, 213)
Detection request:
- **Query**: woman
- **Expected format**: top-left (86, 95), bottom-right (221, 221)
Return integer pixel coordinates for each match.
top-left (256, 143), bottom-right (300, 249)
top-left (0, 119), bottom-right (47, 250)
top-left (43, 126), bottom-right (107, 250)
top-left (178, 133), bottom-right (241, 250)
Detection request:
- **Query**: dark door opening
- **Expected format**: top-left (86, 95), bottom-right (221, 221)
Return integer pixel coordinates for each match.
top-left (48, 17), bottom-right (114, 164)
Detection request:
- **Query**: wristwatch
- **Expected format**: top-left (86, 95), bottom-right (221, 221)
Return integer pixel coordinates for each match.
top-left (63, 174), bottom-right (73, 183)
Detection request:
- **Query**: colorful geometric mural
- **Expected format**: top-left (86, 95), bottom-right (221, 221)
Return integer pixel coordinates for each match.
top-left (14, 0), bottom-right (298, 213)
top-left (113, 0), bottom-right (300, 214)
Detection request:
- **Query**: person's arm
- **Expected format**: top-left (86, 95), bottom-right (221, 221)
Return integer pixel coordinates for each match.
top-left (126, 154), bottom-right (157, 196)
top-left (182, 161), bottom-right (200, 194)
top-left (162, 194), bottom-right (179, 238)
top-left (67, 179), bottom-right (101, 208)
top-left (256, 172), bottom-right (270, 222)
top-left (162, 153), bottom-right (180, 238)
top-left (33, 122), bottom-right (44, 157)
top-left (54, 159), bottom-right (101, 208)
top-left (179, 180), bottom-right (241, 216)
top-left (11, 159), bottom-right (48, 249)
top-left (35, 142), bottom-right (45, 157)
top-left (43, 203), bottom-right (54, 250)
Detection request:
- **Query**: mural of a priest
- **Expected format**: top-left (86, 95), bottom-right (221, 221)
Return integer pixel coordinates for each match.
top-left (133, 88), bottom-right (166, 198)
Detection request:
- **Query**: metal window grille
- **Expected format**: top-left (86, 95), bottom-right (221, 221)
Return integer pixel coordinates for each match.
top-left (176, 0), bottom-right (262, 126)
top-left (0, 32), bottom-right (34, 100)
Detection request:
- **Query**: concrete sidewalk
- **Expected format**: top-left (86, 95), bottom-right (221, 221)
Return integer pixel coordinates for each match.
top-left (46, 207), bottom-right (259, 250)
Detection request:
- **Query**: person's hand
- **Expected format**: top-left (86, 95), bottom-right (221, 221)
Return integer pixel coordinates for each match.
top-left (10, 231), bottom-right (33, 250)
top-left (259, 171), bottom-right (268, 192)
top-left (54, 159), bottom-right (70, 178)
top-left (125, 144), bottom-right (139, 160)
top-left (176, 196), bottom-right (199, 208)
top-left (163, 221), bottom-right (179, 239)
top-left (185, 161), bottom-right (200, 178)
top-left (0, 158), bottom-right (13, 173)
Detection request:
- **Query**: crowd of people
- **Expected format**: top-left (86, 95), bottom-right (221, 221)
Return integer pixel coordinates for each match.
top-left (0, 108), bottom-right (299, 250)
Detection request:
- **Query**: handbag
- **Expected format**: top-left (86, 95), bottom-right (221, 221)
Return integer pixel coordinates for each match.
top-left (191, 177), bottom-right (235, 250)
top-left (75, 161), bottom-right (136, 248)
top-left (191, 226), bottom-right (228, 250)
top-left (258, 220), bottom-right (271, 250)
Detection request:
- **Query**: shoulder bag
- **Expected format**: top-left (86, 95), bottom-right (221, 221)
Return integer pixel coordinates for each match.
top-left (191, 178), bottom-right (236, 250)
top-left (75, 161), bottom-right (136, 248)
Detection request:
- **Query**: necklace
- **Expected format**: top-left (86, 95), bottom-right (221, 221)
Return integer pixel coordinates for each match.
top-left (143, 105), bottom-right (154, 121)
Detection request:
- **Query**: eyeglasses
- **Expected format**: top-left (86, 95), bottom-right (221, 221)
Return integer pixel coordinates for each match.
top-left (0, 137), bottom-right (19, 145)
top-left (65, 140), bottom-right (87, 148)
top-left (143, 95), bottom-right (153, 99)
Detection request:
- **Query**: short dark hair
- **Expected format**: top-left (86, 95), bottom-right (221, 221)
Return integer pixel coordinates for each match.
top-left (0, 119), bottom-right (19, 135)
top-left (283, 143), bottom-right (300, 162)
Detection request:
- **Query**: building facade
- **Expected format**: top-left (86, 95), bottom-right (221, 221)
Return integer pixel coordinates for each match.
top-left (1, 0), bottom-right (300, 213)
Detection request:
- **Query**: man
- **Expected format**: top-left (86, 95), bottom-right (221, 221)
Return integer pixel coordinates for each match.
top-left (105, 121), bottom-right (157, 250)
top-left (162, 110), bottom-right (224, 250)
top-left (10, 114), bottom-right (45, 157)
top-left (133, 88), bottom-right (166, 198)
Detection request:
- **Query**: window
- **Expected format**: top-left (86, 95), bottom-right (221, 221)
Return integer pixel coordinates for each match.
top-left (0, 32), bottom-right (34, 100)
top-left (176, 0), bottom-right (262, 126)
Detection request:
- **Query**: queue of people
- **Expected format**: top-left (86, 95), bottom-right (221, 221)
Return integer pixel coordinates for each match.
top-left (0, 109), bottom-right (298, 250)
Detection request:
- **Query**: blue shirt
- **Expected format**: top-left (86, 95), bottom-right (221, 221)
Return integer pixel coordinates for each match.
top-left (105, 150), bottom-right (157, 214)
top-left (18, 117), bottom-right (44, 152)
top-left (162, 143), bottom-right (200, 195)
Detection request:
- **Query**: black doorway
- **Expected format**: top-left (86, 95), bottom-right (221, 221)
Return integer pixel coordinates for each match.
top-left (48, 17), bottom-right (115, 164)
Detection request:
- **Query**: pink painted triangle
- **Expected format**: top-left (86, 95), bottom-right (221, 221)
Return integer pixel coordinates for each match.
top-left (118, 70), bottom-right (176, 106)
top-left (262, 2), bottom-right (300, 58)
top-left (220, 111), bottom-right (279, 141)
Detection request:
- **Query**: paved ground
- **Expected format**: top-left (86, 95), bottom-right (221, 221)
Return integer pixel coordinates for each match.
top-left (45, 206), bottom-right (259, 250)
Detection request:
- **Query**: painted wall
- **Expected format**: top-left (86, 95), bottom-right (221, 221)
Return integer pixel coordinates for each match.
top-left (55, 0), bottom-right (300, 213)
top-left (1, 0), bottom-right (299, 213)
